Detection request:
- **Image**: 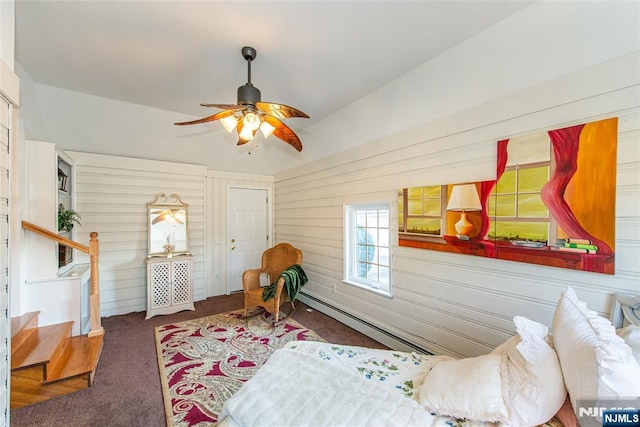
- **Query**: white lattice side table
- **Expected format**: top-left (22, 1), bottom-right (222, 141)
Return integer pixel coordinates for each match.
top-left (145, 254), bottom-right (195, 319)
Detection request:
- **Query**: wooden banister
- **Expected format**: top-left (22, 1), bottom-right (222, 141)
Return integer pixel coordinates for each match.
top-left (22, 220), bottom-right (104, 337)
top-left (22, 221), bottom-right (89, 253)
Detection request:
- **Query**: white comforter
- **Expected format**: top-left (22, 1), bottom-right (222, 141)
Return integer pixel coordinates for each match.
top-left (218, 346), bottom-right (459, 427)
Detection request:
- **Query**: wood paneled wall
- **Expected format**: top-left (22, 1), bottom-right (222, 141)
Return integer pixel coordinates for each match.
top-left (68, 152), bottom-right (206, 317)
top-left (65, 154), bottom-right (274, 316)
top-left (274, 54), bottom-right (640, 358)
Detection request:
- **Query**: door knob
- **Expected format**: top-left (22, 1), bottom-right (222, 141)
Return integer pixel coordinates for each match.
top-left (231, 246), bottom-right (236, 250)
top-left (231, 239), bottom-right (236, 243)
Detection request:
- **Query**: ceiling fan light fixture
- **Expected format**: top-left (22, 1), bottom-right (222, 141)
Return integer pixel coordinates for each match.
top-left (242, 111), bottom-right (261, 131)
top-left (238, 124), bottom-right (255, 141)
top-left (220, 115), bottom-right (239, 133)
top-left (260, 121), bottom-right (276, 139)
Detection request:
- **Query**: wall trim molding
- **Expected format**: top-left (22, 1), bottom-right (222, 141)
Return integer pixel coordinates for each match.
top-left (207, 169), bottom-right (274, 182)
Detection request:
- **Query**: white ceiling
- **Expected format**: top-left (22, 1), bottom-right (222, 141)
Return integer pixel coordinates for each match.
top-left (14, 0), bottom-right (532, 168)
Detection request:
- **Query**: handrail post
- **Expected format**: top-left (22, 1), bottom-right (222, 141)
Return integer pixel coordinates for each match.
top-left (88, 231), bottom-right (104, 337)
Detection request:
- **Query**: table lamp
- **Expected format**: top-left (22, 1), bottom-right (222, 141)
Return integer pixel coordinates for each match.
top-left (446, 184), bottom-right (482, 240)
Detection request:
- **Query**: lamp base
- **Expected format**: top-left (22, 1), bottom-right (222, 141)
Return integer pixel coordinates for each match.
top-left (454, 211), bottom-right (473, 239)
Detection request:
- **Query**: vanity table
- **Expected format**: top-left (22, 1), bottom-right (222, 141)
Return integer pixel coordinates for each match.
top-left (145, 193), bottom-right (195, 319)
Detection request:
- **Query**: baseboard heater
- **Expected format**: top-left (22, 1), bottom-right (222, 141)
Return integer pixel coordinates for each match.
top-left (298, 292), bottom-right (433, 355)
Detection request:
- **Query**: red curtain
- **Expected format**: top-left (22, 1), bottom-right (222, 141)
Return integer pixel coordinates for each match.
top-left (478, 139), bottom-right (509, 257)
top-left (479, 139), bottom-right (509, 240)
top-left (541, 124), bottom-right (612, 254)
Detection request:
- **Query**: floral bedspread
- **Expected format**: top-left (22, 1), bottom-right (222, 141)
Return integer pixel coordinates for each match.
top-left (283, 341), bottom-right (563, 427)
top-left (284, 341), bottom-right (450, 399)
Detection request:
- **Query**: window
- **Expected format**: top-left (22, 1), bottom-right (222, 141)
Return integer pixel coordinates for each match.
top-left (488, 163), bottom-right (550, 243)
top-left (398, 185), bottom-right (446, 236)
top-left (344, 203), bottom-right (391, 296)
top-left (488, 132), bottom-right (552, 244)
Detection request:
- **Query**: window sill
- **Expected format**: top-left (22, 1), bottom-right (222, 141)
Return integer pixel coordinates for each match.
top-left (399, 232), bottom-right (446, 244)
top-left (342, 280), bottom-right (393, 299)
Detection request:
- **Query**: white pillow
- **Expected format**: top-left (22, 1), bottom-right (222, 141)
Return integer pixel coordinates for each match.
top-left (417, 353), bottom-right (509, 423)
top-left (617, 325), bottom-right (640, 365)
top-left (491, 316), bottom-right (567, 426)
top-left (552, 287), bottom-right (640, 409)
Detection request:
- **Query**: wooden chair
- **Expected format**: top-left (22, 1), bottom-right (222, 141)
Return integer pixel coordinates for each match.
top-left (243, 243), bottom-right (303, 323)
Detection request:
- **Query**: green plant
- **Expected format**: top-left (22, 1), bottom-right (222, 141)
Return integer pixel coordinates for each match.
top-left (58, 204), bottom-right (81, 232)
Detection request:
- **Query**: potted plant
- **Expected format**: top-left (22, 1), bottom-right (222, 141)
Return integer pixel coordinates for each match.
top-left (58, 204), bottom-right (81, 233)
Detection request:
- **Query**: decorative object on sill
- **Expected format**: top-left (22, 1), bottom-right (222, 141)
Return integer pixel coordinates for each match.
top-left (57, 204), bottom-right (81, 232)
top-left (446, 183), bottom-right (481, 240)
top-left (58, 244), bottom-right (72, 268)
top-left (57, 168), bottom-right (68, 192)
top-left (511, 240), bottom-right (545, 248)
top-left (174, 46), bottom-right (309, 153)
top-left (162, 233), bottom-right (176, 258)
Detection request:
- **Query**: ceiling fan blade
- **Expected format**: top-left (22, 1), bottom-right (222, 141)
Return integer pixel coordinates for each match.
top-left (151, 213), bottom-right (168, 225)
top-left (200, 104), bottom-right (245, 110)
top-left (174, 109), bottom-right (236, 126)
top-left (262, 115), bottom-right (303, 152)
top-left (256, 102), bottom-right (309, 119)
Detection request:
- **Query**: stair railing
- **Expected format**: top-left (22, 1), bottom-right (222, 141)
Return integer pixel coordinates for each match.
top-left (21, 220), bottom-right (104, 337)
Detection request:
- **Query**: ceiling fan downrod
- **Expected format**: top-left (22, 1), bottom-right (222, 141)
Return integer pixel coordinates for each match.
top-left (238, 46), bottom-right (261, 106)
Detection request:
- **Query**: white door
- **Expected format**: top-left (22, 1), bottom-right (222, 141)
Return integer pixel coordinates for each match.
top-left (227, 187), bottom-right (269, 293)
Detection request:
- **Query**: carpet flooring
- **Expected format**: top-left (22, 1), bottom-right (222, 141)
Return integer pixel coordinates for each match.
top-left (10, 293), bottom-right (386, 427)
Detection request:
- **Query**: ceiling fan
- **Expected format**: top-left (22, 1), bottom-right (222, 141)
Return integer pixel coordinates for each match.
top-left (174, 46), bottom-right (309, 152)
top-left (150, 209), bottom-right (185, 225)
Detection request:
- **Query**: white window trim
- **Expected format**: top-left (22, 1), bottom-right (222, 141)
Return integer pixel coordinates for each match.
top-left (343, 202), bottom-right (393, 298)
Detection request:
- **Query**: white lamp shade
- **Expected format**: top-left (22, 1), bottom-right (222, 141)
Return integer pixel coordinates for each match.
top-left (260, 121), bottom-right (276, 139)
top-left (220, 111), bottom-right (279, 145)
top-left (242, 112), bottom-right (261, 131)
top-left (447, 184), bottom-right (482, 211)
top-left (238, 124), bottom-right (255, 141)
top-left (220, 115), bottom-right (239, 133)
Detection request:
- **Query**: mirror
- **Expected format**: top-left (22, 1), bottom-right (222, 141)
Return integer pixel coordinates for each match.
top-left (148, 193), bottom-right (189, 256)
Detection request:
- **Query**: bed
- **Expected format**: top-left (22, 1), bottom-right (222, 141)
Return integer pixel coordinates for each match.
top-left (218, 288), bottom-right (640, 427)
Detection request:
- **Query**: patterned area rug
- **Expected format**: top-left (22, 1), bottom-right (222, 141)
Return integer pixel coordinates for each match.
top-left (155, 309), bottom-right (324, 426)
